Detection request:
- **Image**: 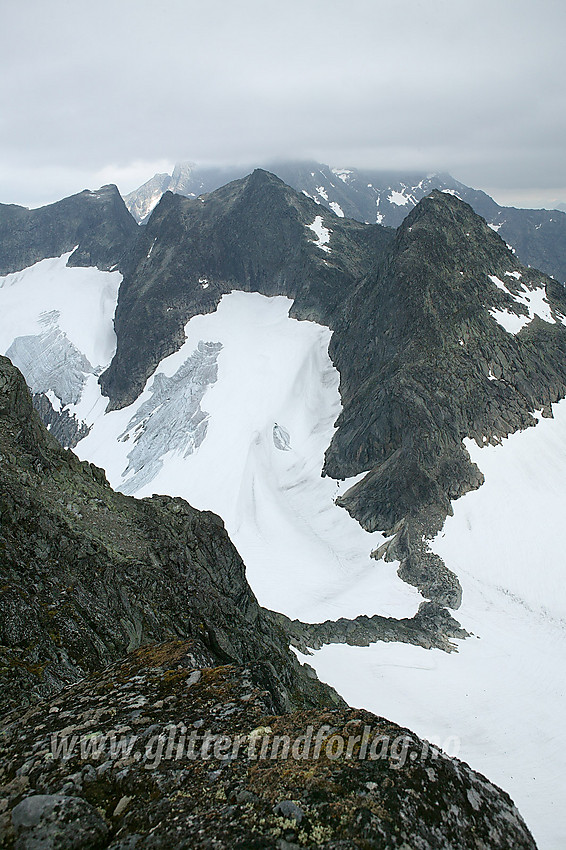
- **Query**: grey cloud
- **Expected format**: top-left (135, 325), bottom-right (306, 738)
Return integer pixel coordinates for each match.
top-left (1, 0), bottom-right (565, 206)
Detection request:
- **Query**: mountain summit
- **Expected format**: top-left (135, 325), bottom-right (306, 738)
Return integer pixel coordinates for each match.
top-left (101, 169), bottom-right (392, 408)
top-left (124, 160), bottom-right (566, 285)
top-left (0, 184), bottom-right (136, 275)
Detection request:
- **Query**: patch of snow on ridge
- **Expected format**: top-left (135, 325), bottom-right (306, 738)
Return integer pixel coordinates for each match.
top-left (306, 399), bottom-right (566, 850)
top-left (329, 201), bottom-right (344, 217)
top-left (489, 308), bottom-right (531, 335)
top-left (75, 292), bottom-right (422, 623)
top-left (331, 168), bottom-right (353, 184)
top-left (307, 216), bottom-right (332, 253)
top-left (488, 274), bottom-right (557, 334)
top-left (388, 190), bottom-right (411, 206)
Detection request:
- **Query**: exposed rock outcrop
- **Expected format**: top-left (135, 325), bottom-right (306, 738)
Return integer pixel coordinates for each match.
top-left (0, 185), bottom-right (137, 275)
top-left (0, 354), bottom-right (339, 716)
top-left (324, 190), bottom-right (566, 603)
top-left (0, 640), bottom-right (537, 849)
top-left (124, 160), bottom-right (566, 283)
top-left (100, 170), bottom-right (393, 409)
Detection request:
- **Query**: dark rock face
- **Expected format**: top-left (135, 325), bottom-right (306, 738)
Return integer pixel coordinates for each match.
top-left (490, 205), bottom-right (566, 286)
top-left (275, 165), bottom-right (566, 286)
top-left (324, 191), bottom-right (566, 602)
top-left (0, 640), bottom-right (537, 849)
top-left (100, 169), bottom-right (393, 409)
top-left (0, 355), bottom-right (340, 716)
top-left (124, 160), bottom-right (566, 283)
top-left (269, 602), bottom-right (468, 655)
top-left (0, 185), bottom-right (137, 275)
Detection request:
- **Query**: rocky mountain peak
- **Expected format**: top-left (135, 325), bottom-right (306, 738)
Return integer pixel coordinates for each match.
top-left (324, 190), bottom-right (566, 604)
top-left (123, 161), bottom-right (566, 285)
top-left (100, 171), bottom-right (392, 409)
top-left (0, 185), bottom-right (137, 276)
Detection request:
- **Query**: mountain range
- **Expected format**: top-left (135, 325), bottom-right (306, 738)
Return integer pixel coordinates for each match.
top-left (125, 160), bottom-right (566, 287)
top-left (1, 168), bottom-right (566, 848)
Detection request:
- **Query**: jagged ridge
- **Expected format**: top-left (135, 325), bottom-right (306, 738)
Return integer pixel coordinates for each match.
top-left (0, 354), bottom-right (340, 716)
top-left (101, 169), bottom-right (392, 408)
top-left (325, 190), bottom-right (566, 603)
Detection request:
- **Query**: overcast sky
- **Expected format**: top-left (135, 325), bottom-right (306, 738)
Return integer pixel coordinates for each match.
top-left (1, 0), bottom-right (565, 208)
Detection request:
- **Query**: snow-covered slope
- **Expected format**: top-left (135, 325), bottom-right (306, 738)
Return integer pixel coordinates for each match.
top-left (302, 403), bottom-right (566, 850)
top-left (74, 291), bottom-right (422, 622)
top-left (2, 250), bottom-right (566, 848)
top-left (0, 254), bottom-right (121, 407)
top-left (123, 173), bottom-right (171, 224)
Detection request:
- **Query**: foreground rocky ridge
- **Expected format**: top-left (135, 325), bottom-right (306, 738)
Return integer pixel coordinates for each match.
top-left (0, 640), bottom-right (537, 849)
top-left (0, 355), bottom-right (338, 716)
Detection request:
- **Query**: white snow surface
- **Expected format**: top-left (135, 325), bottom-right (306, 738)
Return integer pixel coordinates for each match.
top-left (489, 274), bottom-right (562, 335)
top-left (306, 216), bottom-right (332, 253)
top-left (0, 254), bottom-right (121, 416)
top-left (388, 190), bottom-right (411, 206)
top-left (305, 402), bottom-right (566, 850)
top-left (75, 292), bottom-right (422, 623)
top-left (0, 253), bottom-right (121, 370)
top-left (331, 168), bottom-right (353, 184)
top-left (328, 201), bottom-right (344, 218)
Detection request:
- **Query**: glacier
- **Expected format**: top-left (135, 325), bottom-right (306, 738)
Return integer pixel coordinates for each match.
top-left (75, 290), bottom-right (422, 624)
top-left (303, 403), bottom-right (566, 850)
top-left (1, 253), bottom-right (566, 848)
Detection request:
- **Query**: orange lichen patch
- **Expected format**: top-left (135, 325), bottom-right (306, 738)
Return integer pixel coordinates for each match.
top-left (127, 640), bottom-right (196, 669)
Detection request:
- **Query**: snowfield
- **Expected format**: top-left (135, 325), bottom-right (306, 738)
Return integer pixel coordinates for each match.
top-left (0, 253), bottom-right (120, 371)
top-left (75, 290), bottom-right (422, 623)
top-left (303, 403), bottom-right (566, 850)
top-left (306, 216), bottom-right (332, 253)
top-left (1, 254), bottom-right (566, 848)
top-left (488, 272), bottom-right (564, 335)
